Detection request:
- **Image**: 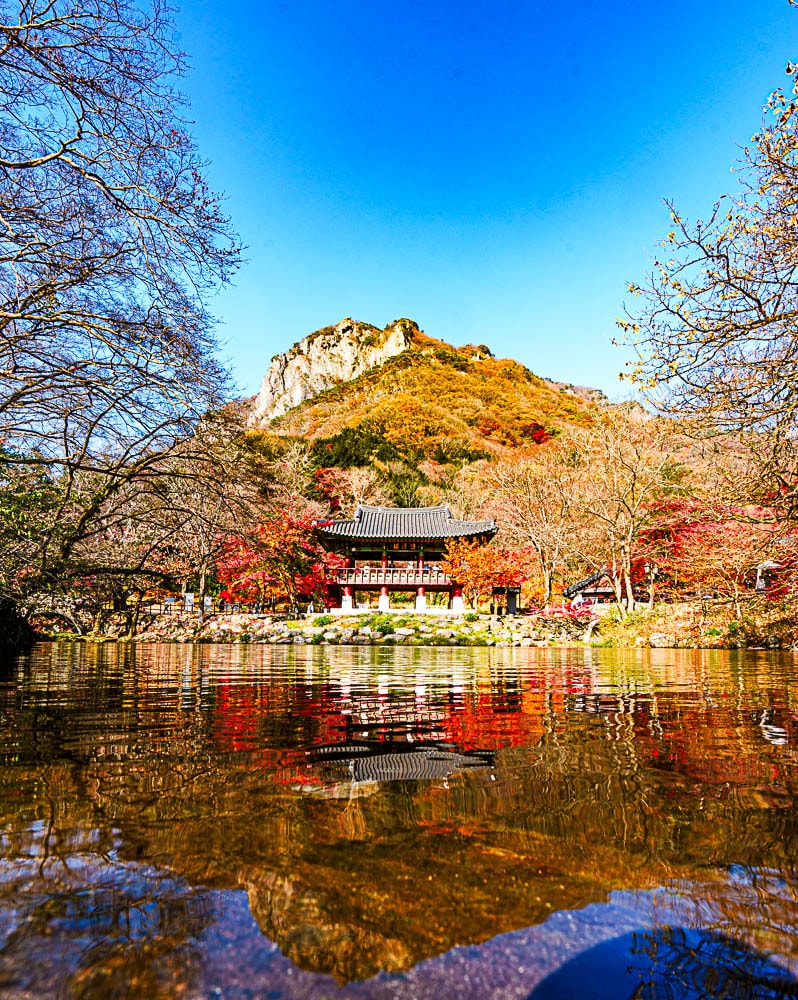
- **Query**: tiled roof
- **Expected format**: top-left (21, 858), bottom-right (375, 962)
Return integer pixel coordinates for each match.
top-left (318, 504), bottom-right (497, 541)
top-left (563, 570), bottom-right (606, 598)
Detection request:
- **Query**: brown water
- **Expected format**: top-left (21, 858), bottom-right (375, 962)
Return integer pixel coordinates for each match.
top-left (0, 642), bottom-right (796, 999)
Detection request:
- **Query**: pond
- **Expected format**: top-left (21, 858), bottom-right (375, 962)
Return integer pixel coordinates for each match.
top-left (0, 642), bottom-right (796, 999)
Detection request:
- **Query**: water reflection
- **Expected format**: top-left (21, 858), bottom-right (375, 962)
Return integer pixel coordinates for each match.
top-left (529, 924), bottom-right (798, 1000)
top-left (0, 643), bottom-right (796, 997)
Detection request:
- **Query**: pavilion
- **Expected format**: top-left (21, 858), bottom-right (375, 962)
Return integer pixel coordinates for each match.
top-left (317, 504), bottom-right (497, 612)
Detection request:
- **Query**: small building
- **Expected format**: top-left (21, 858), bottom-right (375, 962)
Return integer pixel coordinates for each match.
top-left (563, 570), bottom-right (617, 605)
top-left (317, 504), bottom-right (497, 612)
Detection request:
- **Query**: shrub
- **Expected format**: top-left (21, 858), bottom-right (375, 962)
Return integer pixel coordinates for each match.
top-left (372, 614), bottom-right (395, 635)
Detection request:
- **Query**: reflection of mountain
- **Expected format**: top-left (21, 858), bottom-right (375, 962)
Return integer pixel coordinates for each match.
top-left (0, 851), bottom-right (221, 997)
top-left (1, 644), bottom-right (798, 987)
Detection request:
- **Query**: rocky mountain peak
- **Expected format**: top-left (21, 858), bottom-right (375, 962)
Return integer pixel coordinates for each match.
top-left (249, 318), bottom-right (419, 425)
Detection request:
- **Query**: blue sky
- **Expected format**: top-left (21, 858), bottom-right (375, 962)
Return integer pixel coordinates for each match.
top-left (175, 1), bottom-right (796, 399)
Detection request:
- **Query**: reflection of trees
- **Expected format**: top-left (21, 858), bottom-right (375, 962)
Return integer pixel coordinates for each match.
top-left (0, 643), bottom-right (796, 984)
top-left (0, 850), bottom-right (218, 998)
top-left (529, 922), bottom-right (798, 999)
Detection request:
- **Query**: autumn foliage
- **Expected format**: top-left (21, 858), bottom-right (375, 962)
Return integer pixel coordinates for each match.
top-left (217, 513), bottom-right (336, 609)
top-left (441, 539), bottom-right (525, 609)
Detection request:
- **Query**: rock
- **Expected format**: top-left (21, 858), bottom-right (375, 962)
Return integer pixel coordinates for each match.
top-left (649, 633), bottom-right (675, 648)
top-left (395, 628), bottom-right (415, 636)
top-left (249, 318), bottom-right (417, 425)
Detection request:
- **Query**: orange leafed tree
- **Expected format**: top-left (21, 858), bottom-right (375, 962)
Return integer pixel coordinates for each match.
top-left (441, 538), bottom-right (524, 609)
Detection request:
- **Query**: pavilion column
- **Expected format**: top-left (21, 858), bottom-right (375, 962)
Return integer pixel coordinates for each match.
top-left (415, 546), bottom-right (426, 610)
top-left (378, 547), bottom-right (390, 611)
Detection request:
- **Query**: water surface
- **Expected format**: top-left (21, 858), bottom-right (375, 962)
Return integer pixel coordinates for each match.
top-left (0, 643), bottom-right (796, 998)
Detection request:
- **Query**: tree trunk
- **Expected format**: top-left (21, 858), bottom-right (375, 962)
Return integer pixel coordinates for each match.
top-left (623, 569), bottom-right (635, 610)
top-left (541, 562), bottom-right (553, 607)
top-left (127, 592), bottom-right (144, 638)
top-left (0, 599), bottom-right (35, 656)
top-left (733, 582), bottom-right (742, 620)
top-left (198, 562), bottom-right (208, 622)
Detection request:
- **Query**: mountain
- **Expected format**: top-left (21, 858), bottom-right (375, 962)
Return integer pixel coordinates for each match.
top-left (248, 318), bottom-right (604, 465)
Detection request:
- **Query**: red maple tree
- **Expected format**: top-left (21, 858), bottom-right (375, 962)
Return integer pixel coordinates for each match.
top-left (217, 512), bottom-right (335, 610)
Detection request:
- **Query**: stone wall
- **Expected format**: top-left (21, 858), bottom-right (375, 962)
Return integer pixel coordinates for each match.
top-left (85, 610), bottom-right (598, 646)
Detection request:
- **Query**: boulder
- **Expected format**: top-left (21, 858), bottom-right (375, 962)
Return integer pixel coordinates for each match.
top-left (649, 633), bottom-right (676, 648)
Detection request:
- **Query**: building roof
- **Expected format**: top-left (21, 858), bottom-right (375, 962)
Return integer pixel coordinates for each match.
top-left (318, 504), bottom-right (497, 543)
top-left (563, 570), bottom-right (606, 598)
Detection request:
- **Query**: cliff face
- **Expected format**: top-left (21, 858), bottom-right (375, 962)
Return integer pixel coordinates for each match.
top-left (249, 318), bottom-right (418, 426)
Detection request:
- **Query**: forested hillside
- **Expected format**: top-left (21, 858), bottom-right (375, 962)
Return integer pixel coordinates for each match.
top-left (270, 326), bottom-right (596, 454)
top-left (246, 320), bottom-right (603, 512)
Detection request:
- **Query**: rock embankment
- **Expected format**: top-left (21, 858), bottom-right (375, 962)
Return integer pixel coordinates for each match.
top-left (99, 611), bottom-right (597, 646)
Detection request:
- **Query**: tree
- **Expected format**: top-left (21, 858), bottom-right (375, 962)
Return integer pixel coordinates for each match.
top-left (620, 51), bottom-right (798, 497)
top-left (656, 499), bottom-right (791, 618)
top-left (0, 1), bottom-right (240, 610)
top-left (487, 444), bottom-right (578, 605)
top-left (16, 412), bottom-right (268, 633)
top-left (561, 408), bottom-right (681, 614)
top-left (441, 539), bottom-right (522, 610)
top-left (313, 465), bottom-right (390, 516)
top-left (217, 513), bottom-right (328, 611)
top-left (69, 413), bottom-right (269, 626)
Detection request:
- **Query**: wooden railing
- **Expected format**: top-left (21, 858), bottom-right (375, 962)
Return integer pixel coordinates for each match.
top-left (330, 567), bottom-right (451, 587)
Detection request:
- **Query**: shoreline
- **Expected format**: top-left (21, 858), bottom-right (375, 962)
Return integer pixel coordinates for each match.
top-left (35, 607), bottom-right (798, 650)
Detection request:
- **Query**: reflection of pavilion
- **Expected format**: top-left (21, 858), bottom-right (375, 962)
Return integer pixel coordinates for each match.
top-left (318, 504), bottom-right (497, 612)
top-left (305, 741), bottom-right (495, 785)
